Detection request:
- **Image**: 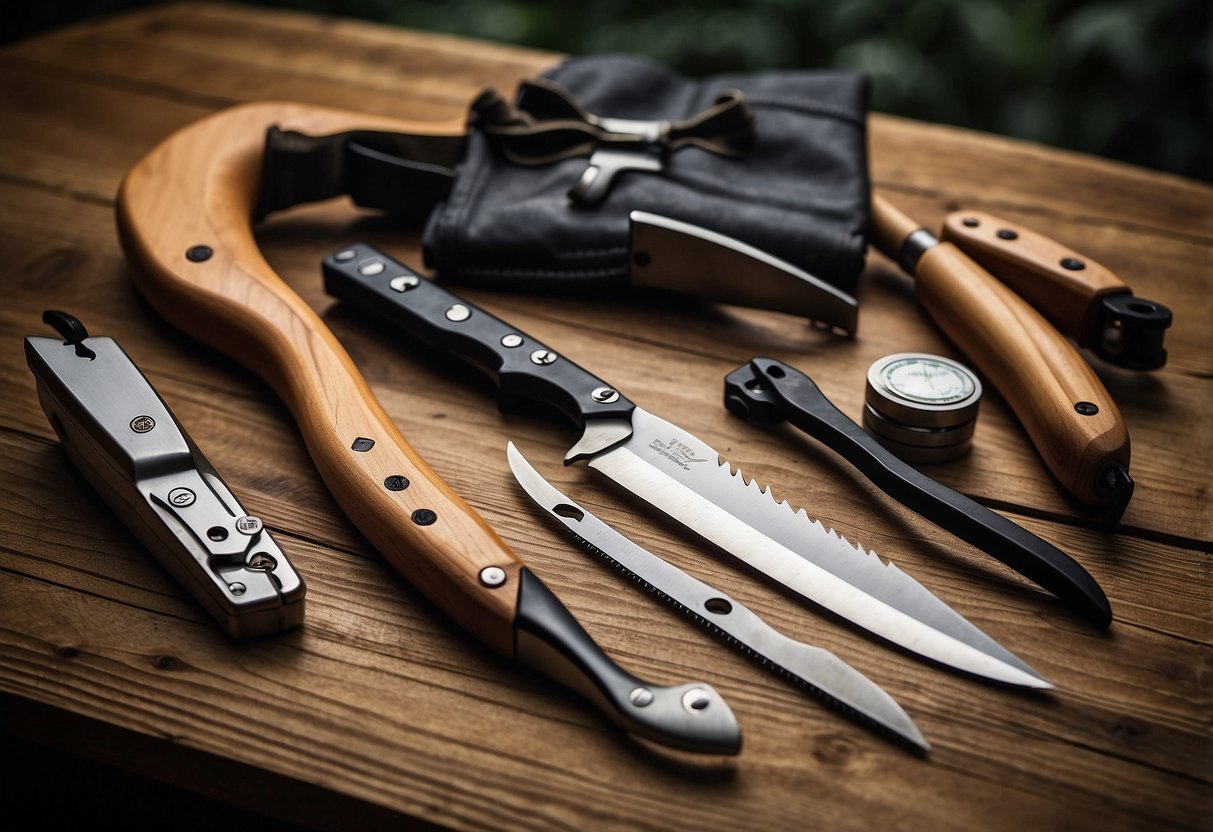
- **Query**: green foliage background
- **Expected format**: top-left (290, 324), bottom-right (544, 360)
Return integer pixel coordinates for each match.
top-left (6, 0), bottom-right (1210, 181)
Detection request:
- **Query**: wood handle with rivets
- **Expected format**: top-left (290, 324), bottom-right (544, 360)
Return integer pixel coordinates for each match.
top-left (940, 210), bottom-right (1127, 346)
top-left (872, 194), bottom-right (1130, 511)
top-left (117, 102), bottom-right (524, 656)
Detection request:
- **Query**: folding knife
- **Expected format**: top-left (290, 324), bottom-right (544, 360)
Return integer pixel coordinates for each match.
top-left (325, 243), bottom-right (1050, 688)
top-left (25, 311), bottom-right (305, 638)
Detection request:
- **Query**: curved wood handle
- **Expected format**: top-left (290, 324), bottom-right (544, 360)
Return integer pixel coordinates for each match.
top-left (940, 210), bottom-right (1126, 346)
top-left (117, 102), bottom-right (522, 657)
top-left (871, 195), bottom-right (1129, 509)
top-left (914, 243), bottom-right (1129, 506)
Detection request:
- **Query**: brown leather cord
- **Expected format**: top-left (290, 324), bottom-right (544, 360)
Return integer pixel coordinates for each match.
top-left (470, 77), bottom-right (754, 166)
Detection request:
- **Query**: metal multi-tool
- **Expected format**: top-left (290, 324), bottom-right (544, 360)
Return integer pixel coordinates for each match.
top-left (24, 311), bottom-right (305, 638)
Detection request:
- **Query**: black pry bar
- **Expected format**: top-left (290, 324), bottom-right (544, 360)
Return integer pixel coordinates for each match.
top-left (724, 357), bottom-right (1112, 629)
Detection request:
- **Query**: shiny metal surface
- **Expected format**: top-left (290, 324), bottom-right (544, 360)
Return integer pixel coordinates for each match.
top-left (580, 408), bottom-right (1051, 688)
top-left (628, 211), bottom-right (859, 333)
top-left (508, 443), bottom-right (930, 749)
top-left (25, 334), bottom-right (305, 638)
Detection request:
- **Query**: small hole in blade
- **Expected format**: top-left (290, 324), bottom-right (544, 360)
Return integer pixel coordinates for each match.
top-left (704, 597), bottom-right (733, 615)
top-left (553, 503), bottom-right (584, 522)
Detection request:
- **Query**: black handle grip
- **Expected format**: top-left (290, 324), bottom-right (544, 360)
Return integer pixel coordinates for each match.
top-left (724, 357), bottom-right (1112, 629)
top-left (323, 244), bottom-right (635, 430)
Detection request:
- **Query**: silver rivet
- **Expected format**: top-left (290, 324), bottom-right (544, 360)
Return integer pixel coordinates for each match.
top-left (228, 582), bottom-right (246, 596)
top-left (446, 304), bottom-right (471, 322)
top-left (234, 516), bottom-right (263, 535)
top-left (682, 688), bottom-right (711, 712)
top-left (167, 487), bottom-right (195, 507)
top-left (591, 387), bottom-right (619, 403)
top-left (334, 249), bottom-right (357, 262)
top-left (479, 566), bottom-right (507, 587)
top-left (389, 275), bottom-right (420, 292)
top-left (501, 333), bottom-right (523, 348)
top-left (630, 687), bottom-right (654, 707)
top-left (358, 260), bottom-right (385, 276)
top-left (531, 349), bottom-right (558, 365)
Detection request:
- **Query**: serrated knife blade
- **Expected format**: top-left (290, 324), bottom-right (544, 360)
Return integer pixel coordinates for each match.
top-left (324, 243), bottom-right (1051, 688)
top-left (588, 409), bottom-right (1051, 688)
top-left (508, 442), bottom-right (930, 750)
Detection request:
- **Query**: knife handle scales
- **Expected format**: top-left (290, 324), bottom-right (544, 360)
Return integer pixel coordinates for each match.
top-left (117, 102), bottom-right (525, 658)
top-left (914, 242), bottom-right (1130, 509)
top-left (941, 210), bottom-right (1171, 370)
top-left (871, 195), bottom-right (1131, 514)
top-left (322, 244), bottom-right (636, 430)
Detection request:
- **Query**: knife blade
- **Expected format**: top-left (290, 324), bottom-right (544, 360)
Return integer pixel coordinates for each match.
top-left (324, 242), bottom-right (1050, 688)
top-left (507, 441), bottom-right (930, 751)
top-left (627, 211), bottom-right (859, 334)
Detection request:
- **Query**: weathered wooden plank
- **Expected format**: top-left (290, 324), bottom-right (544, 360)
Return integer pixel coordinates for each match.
top-left (2, 428), bottom-right (1209, 831)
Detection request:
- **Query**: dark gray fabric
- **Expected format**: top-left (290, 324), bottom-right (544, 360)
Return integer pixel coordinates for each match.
top-left (423, 54), bottom-right (871, 295)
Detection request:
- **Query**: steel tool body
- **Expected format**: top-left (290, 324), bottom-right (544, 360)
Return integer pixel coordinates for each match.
top-left (25, 311), bottom-right (305, 639)
top-left (871, 194), bottom-right (1133, 524)
top-left (508, 442), bottom-right (930, 750)
top-left (325, 242), bottom-right (1050, 689)
top-left (116, 102), bottom-right (740, 754)
top-left (724, 357), bottom-right (1111, 627)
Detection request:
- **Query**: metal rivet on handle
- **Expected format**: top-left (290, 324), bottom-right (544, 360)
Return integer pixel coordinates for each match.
top-left (358, 260), bottom-right (385, 276)
top-left (479, 566), bottom-right (506, 587)
top-left (446, 304), bottom-right (471, 322)
top-left (389, 275), bottom-right (420, 292)
top-left (531, 349), bottom-right (558, 365)
top-left (228, 582), bottom-right (246, 596)
top-left (630, 687), bottom-right (654, 707)
top-left (186, 245), bottom-right (212, 262)
top-left (501, 333), bottom-right (523, 348)
top-left (591, 387), bottom-right (619, 403)
top-left (334, 249), bottom-right (357, 262)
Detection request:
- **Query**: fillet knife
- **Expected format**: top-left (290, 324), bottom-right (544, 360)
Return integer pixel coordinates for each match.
top-left (507, 442), bottom-right (930, 751)
top-left (116, 104), bottom-right (740, 755)
top-left (324, 242), bottom-right (1050, 688)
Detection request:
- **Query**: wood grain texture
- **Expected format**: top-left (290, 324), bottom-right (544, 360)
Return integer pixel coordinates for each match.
top-left (1, 3), bottom-right (1210, 831)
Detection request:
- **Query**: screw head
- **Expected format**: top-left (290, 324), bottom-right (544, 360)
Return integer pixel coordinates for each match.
top-left (630, 687), bottom-right (654, 707)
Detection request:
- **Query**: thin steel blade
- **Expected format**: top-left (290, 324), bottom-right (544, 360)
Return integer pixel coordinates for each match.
top-left (509, 443), bottom-right (929, 750)
top-left (582, 408), bottom-right (1051, 689)
top-left (628, 211), bottom-right (859, 334)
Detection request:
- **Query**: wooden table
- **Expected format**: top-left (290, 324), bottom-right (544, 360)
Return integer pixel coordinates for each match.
top-left (2, 4), bottom-right (1209, 830)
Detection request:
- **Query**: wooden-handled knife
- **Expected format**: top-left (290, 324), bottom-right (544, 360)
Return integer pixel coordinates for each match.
top-left (116, 102), bottom-right (740, 755)
top-left (871, 194), bottom-right (1133, 524)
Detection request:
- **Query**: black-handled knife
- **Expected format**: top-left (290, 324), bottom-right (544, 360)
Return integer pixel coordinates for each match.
top-left (324, 243), bottom-right (1051, 687)
top-left (724, 357), bottom-right (1111, 627)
